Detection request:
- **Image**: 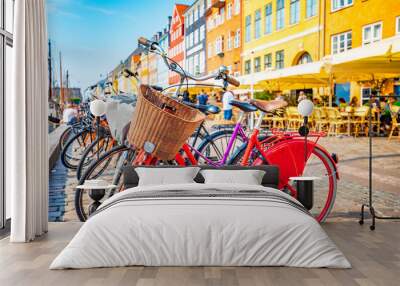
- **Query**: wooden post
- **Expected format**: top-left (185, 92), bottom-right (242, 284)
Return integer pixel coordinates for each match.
top-left (59, 52), bottom-right (64, 110)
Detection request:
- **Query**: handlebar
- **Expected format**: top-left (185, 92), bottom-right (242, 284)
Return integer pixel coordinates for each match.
top-left (224, 74), bottom-right (240, 87)
top-left (137, 36), bottom-right (241, 91)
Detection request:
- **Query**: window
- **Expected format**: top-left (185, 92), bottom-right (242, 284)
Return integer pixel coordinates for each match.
top-left (306, 0), bottom-right (318, 18)
top-left (245, 60), bottom-right (251, 74)
top-left (189, 32), bottom-right (194, 47)
top-left (332, 0), bottom-right (353, 11)
top-left (194, 8), bottom-right (198, 22)
top-left (215, 36), bottom-right (224, 54)
top-left (254, 57), bottom-right (261, 72)
top-left (234, 29), bottom-right (241, 48)
top-left (219, 7), bottom-right (225, 25)
top-left (234, 0), bottom-right (240, 15)
top-left (245, 15), bottom-right (251, 42)
top-left (331, 31), bottom-right (352, 54)
top-left (265, 3), bottom-right (272, 34)
top-left (264, 53), bottom-right (272, 69)
top-left (194, 28), bottom-right (199, 45)
top-left (297, 52), bottom-right (312, 65)
top-left (362, 22), bottom-right (382, 46)
top-left (397, 16), bottom-right (400, 34)
top-left (199, 24), bottom-right (205, 41)
top-left (194, 53), bottom-right (200, 75)
top-left (199, 51), bottom-right (205, 73)
top-left (290, 0), bottom-right (300, 25)
top-left (254, 9), bottom-right (261, 39)
top-left (199, 0), bottom-right (204, 16)
top-left (227, 33), bottom-right (233, 50)
top-left (208, 42), bottom-right (213, 58)
top-left (276, 0), bottom-right (285, 30)
top-left (227, 3), bottom-right (232, 20)
top-left (1, 0), bottom-right (15, 229)
top-left (276, 50), bottom-right (284, 69)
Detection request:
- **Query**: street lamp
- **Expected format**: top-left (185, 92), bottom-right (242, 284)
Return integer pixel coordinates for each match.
top-left (90, 99), bottom-right (106, 160)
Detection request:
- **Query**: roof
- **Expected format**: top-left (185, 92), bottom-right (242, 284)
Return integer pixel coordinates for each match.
top-left (174, 4), bottom-right (189, 22)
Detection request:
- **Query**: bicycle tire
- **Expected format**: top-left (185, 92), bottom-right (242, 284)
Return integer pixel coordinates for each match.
top-left (61, 129), bottom-right (95, 169)
top-left (75, 145), bottom-right (133, 221)
top-left (76, 135), bottom-right (115, 180)
top-left (230, 144), bottom-right (337, 223)
top-left (59, 126), bottom-right (73, 150)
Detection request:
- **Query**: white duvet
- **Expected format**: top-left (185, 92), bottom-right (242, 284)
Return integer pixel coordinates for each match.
top-left (50, 183), bottom-right (350, 269)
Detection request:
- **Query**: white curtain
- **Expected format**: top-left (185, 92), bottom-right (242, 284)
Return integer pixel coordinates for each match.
top-left (8, 0), bottom-right (49, 242)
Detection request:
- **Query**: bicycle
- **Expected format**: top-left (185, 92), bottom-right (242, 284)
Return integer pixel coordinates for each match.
top-left (75, 37), bottom-right (338, 223)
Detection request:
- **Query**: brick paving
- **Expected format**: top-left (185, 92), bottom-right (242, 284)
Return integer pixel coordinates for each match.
top-left (50, 136), bottom-right (400, 222)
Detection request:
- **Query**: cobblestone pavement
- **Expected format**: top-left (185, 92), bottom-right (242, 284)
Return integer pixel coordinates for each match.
top-left (55, 136), bottom-right (400, 222)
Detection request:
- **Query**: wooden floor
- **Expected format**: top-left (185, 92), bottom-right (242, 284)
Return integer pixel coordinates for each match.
top-left (0, 221), bottom-right (399, 286)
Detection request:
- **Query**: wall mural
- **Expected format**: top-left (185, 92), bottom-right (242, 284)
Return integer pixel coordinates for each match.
top-left (46, 0), bottom-right (400, 224)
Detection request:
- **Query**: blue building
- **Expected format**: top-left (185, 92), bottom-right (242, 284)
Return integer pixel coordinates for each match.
top-left (184, 0), bottom-right (207, 76)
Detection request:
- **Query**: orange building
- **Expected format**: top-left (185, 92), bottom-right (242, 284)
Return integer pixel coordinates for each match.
top-left (206, 0), bottom-right (242, 76)
top-left (169, 4), bottom-right (189, 85)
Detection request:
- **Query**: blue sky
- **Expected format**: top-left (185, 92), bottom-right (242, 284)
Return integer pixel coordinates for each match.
top-left (47, 0), bottom-right (192, 89)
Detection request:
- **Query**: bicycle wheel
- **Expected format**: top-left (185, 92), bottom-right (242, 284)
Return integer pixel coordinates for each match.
top-left (60, 129), bottom-right (96, 169)
top-left (195, 129), bottom-right (245, 164)
top-left (59, 126), bottom-right (73, 150)
top-left (76, 135), bottom-right (116, 180)
top-left (230, 144), bottom-right (337, 223)
top-left (75, 145), bottom-right (135, 221)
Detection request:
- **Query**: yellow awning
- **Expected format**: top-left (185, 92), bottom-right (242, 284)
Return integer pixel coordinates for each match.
top-left (325, 35), bottom-right (400, 82)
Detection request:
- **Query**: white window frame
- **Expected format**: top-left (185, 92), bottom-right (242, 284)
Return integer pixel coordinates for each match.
top-left (227, 3), bottom-right (232, 20)
top-left (208, 42), bottom-right (213, 58)
top-left (234, 29), bottom-right (241, 48)
top-left (306, 0), bottom-right (318, 18)
top-left (331, 0), bottom-right (353, 12)
top-left (276, 0), bottom-right (285, 30)
top-left (254, 9), bottom-right (261, 39)
top-left (290, 0), bottom-right (300, 25)
top-left (199, 24), bottom-right (205, 41)
top-left (265, 3), bottom-right (272, 35)
top-left (194, 28), bottom-right (199, 45)
top-left (396, 16), bottom-right (400, 35)
top-left (245, 15), bottom-right (251, 42)
top-left (362, 22), bottom-right (382, 46)
top-left (227, 32), bottom-right (233, 51)
top-left (234, 0), bottom-right (240, 15)
top-left (331, 31), bottom-right (352, 54)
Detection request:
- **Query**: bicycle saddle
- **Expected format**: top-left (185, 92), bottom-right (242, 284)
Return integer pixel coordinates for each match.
top-left (250, 99), bottom-right (288, 113)
top-left (184, 102), bottom-right (221, 115)
top-left (229, 100), bottom-right (258, 112)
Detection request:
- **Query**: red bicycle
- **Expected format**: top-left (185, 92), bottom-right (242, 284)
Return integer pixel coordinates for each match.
top-left (172, 99), bottom-right (338, 223)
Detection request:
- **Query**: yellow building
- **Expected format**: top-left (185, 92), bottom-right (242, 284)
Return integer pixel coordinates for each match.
top-left (241, 0), bottom-right (400, 103)
top-left (241, 0), bottom-right (323, 80)
top-left (324, 0), bottom-right (400, 104)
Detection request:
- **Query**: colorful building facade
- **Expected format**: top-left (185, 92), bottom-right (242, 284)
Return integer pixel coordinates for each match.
top-left (184, 0), bottom-right (207, 77)
top-left (206, 0), bottom-right (242, 76)
top-left (157, 19), bottom-right (172, 88)
top-left (324, 0), bottom-right (400, 104)
top-left (242, 0), bottom-right (322, 77)
top-left (169, 4), bottom-right (189, 85)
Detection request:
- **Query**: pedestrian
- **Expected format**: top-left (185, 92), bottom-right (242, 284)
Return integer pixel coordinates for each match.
top-left (197, 89), bottom-right (209, 105)
top-left (349, 96), bottom-right (359, 108)
top-left (338, 97), bottom-right (347, 111)
top-left (62, 103), bottom-right (78, 125)
top-left (298, 91), bottom-right (307, 102)
top-left (182, 90), bottom-right (191, 103)
top-left (222, 89), bottom-right (234, 120)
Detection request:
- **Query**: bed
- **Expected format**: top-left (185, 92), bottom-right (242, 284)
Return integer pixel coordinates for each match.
top-left (50, 166), bottom-right (350, 269)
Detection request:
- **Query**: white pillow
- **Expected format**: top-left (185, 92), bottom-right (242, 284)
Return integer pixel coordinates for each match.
top-left (200, 169), bottom-right (265, 185)
top-left (135, 167), bottom-right (200, 186)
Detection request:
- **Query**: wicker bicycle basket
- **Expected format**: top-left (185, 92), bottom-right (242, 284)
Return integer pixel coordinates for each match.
top-left (127, 85), bottom-right (206, 160)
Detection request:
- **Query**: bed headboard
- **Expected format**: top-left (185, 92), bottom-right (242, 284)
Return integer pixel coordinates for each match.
top-left (122, 165), bottom-right (280, 189)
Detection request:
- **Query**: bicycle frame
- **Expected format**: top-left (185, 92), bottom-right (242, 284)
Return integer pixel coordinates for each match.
top-left (176, 112), bottom-right (249, 167)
